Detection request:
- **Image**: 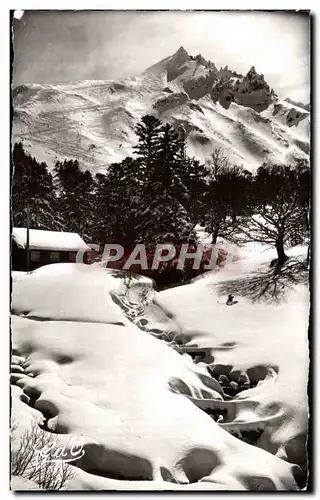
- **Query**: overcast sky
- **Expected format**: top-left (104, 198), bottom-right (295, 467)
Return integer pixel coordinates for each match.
top-left (13, 10), bottom-right (310, 102)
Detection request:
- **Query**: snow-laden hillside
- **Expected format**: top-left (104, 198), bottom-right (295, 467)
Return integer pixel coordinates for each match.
top-left (11, 242), bottom-right (309, 490)
top-left (12, 47), bottom-right (310, 172)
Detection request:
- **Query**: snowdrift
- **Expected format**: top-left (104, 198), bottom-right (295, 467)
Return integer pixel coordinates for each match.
top-left (157, 249), bottom-right (309, 472)
top-left (10, 251), bottom-right (309, 490)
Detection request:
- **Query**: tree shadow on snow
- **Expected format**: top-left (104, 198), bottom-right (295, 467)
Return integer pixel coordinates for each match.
top-left (216, 258), bottom-right (309, 304)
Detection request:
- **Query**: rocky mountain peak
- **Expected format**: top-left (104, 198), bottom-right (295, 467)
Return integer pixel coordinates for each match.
top-left (194, 53), bottom-right (207, 66)
top-left (175, 45), bottom-right (189, 56)
top-left (191, 53), bottom-right (217, 71)
top-left (171, 46), bottom-right (190, 64)
top-left (284, 97), bottom-right (310, 112)
top-left (247, 66), bottom-right (257, 78)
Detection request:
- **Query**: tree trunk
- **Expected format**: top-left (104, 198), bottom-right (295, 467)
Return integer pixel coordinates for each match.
top-left (232, 208), bottom-right (237, 224)
top-left (211, 228), bottom-right (219, 244)
top-left (275, 237), bottom-right (288, 265)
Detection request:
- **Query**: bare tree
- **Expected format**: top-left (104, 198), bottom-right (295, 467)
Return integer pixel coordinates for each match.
top-left (11, 419), bottom-right (74, 490)
top-left (206, 148), bottom-right (231, 180)
top-left (204, 149), bottom-right (253, 243)
top-left (234, 163), bottom-right (310, 265)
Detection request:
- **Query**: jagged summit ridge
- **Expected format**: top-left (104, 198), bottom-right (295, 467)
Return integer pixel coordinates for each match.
top-left (145, 47), bottom-right (275, 112)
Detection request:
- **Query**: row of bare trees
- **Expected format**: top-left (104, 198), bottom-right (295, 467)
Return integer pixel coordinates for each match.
top-left (203, 149), bottom-right (310, 265)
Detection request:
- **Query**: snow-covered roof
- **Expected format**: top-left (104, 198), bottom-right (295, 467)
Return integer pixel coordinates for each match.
top-left (12, 228), bottom-right (90, 252)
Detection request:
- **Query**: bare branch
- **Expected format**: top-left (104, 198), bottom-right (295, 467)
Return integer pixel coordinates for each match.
top-left (11, 419), bottom-right (75, 490)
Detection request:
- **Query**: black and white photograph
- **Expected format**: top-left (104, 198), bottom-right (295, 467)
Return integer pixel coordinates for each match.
top-left (10, 9), bottom-right (311, 491)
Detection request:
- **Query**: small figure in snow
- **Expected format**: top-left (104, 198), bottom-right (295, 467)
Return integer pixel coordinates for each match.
top-left (226, 294), bottom-right (235, 306)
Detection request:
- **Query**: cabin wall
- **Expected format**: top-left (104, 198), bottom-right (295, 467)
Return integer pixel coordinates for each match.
top-left (11, 242), bottom-right (88, 272)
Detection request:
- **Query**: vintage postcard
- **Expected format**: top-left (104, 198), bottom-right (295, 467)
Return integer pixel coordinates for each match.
top-left (10, 10), bottom-right (310, 491)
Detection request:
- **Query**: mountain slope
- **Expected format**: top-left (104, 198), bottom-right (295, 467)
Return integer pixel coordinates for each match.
top-left (12, 47), bottom-right (310, 172)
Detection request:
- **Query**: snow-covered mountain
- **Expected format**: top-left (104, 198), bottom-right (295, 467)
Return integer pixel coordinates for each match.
top-left (12, 46), bottom-right (310, 172)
